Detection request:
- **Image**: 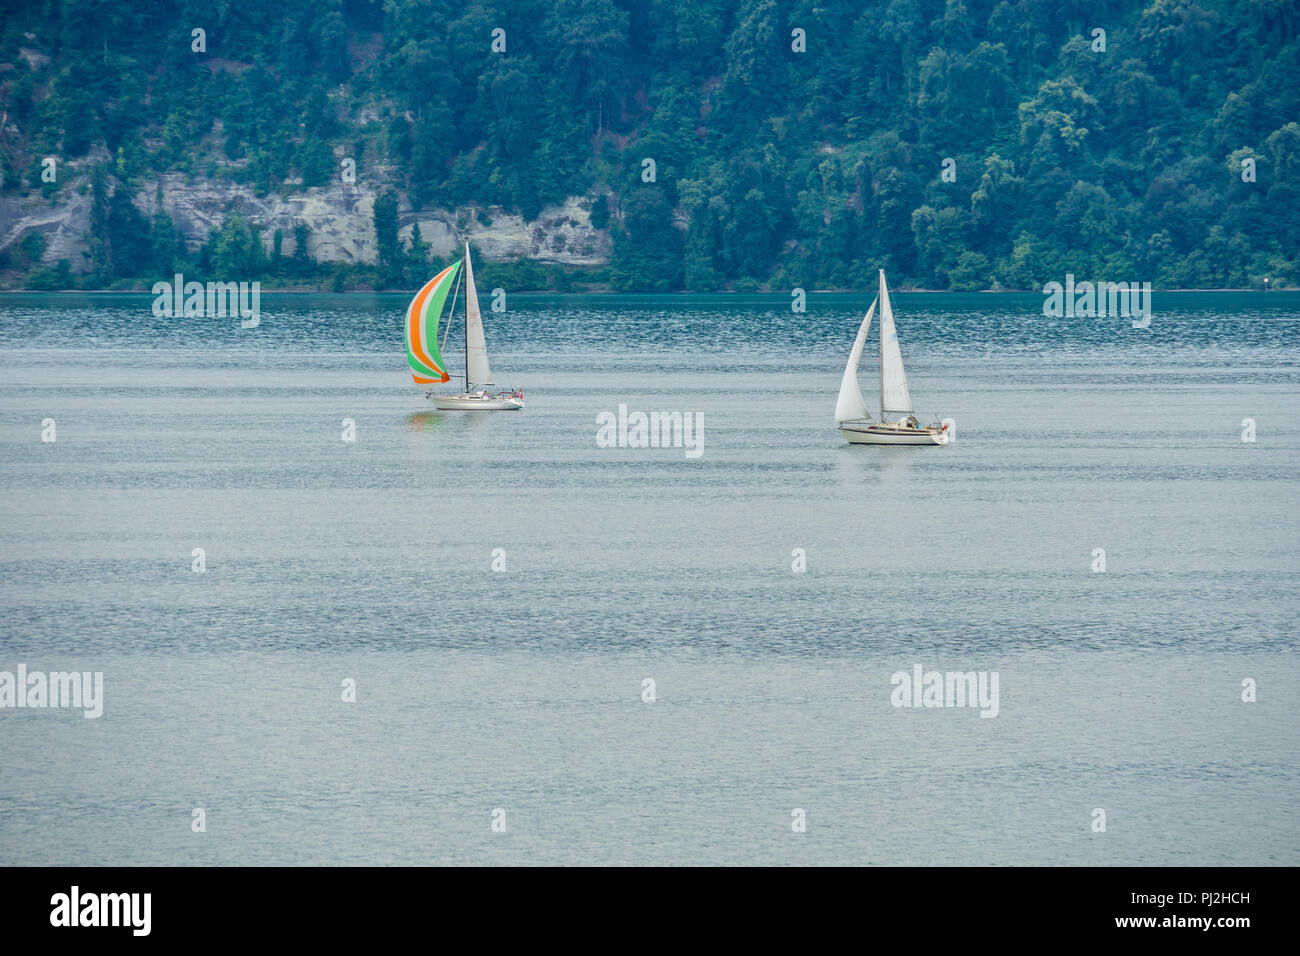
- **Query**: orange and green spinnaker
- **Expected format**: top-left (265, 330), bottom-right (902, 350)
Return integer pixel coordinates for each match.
top-left (405, 260), bottom-right (461, 384)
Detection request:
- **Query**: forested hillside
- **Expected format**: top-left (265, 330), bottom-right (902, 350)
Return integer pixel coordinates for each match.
top-left (1, 0), bottom-right (1297, 290)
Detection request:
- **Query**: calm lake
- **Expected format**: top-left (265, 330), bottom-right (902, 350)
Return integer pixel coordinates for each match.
top-left (1, 291), bottom-right (1297, 865)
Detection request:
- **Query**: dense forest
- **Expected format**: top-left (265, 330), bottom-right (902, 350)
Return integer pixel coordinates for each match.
top-left (1, 0), bottom-right (1297, 291)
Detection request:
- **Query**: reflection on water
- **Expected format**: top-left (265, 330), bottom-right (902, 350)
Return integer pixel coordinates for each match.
top-left (404, 411), bottom-right (445, 432)
top-left (835, 440), bottom-right (930, 489)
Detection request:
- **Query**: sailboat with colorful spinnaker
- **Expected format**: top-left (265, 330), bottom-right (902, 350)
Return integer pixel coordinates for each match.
top-left (835, 270), bottom-right (947, 445)
top-left (404, 242), bottom-right (524, 411)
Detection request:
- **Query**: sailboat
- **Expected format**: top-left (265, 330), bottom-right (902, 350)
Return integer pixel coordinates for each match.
top-left (404, 242), bottom-right (524, 411)
top-left (835, 270), bottom-right (947, 445)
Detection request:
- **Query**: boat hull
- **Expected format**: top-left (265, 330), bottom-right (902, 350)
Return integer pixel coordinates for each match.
top-left (839, 423), bottom-right (946, 445)
top-left (429, 393), bottom-right (524, 411)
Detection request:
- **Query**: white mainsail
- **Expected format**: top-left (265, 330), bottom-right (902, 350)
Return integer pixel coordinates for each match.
top-left (463, 243), bottom-right (492, 386)
top-left (877, 270), bottom-right (913, 419)
top-left (835, 298), bottom-right (877, 423)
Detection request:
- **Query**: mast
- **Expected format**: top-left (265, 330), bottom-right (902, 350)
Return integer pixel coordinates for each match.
top-left (464, 242), bottom-right (470, 392)
top-left (879, 270), bottom-right (886, 423)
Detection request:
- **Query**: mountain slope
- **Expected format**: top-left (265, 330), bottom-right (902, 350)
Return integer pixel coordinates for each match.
top-left (1, 0), bottom-right (1297, 290)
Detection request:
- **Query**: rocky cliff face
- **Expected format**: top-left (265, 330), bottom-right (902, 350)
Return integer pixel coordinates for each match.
top-left (0, 146), bottom-right (106, 270)
top-left (404, 196), bottom-right (610, 266)
top-left (0, 188), bottom-right (94, 267)
top-left (0, 171), bottom-right (612, 273)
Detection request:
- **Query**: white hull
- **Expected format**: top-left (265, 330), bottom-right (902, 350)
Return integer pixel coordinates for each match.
top-left (839, 422), bottom-right (946, 445)
top-left (429, 392), bottom-right (524, 411)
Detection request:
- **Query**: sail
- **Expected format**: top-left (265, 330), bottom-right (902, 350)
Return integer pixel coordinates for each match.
top-left (878, 270), bottom-right (913, 418)
top-left (835, 298), bottom-right (877, 423)
top-left (406, 261), bottom-right (460, 384)
top-left (463, 244), bottom-right (492, 386)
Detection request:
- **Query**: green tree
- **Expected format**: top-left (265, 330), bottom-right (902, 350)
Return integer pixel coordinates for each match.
top-left (373, 189), bottom-right (402, 286)
top-left (609, 188), bottom-right (683, 291)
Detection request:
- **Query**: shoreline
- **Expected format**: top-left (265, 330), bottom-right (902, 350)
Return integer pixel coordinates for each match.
top-left (0, 286), bottom-right (1290, 295)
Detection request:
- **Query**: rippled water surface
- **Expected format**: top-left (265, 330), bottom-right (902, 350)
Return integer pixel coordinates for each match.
top-left (1, 291), bottom-right (1297, 864)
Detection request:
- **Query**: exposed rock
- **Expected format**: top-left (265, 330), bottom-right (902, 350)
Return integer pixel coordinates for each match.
top-left (18, 47), bottom-right (49, 70)
top-left (410, 198), bottom-right (609, 264)
top-left (0, 190), bottom-right (93, 266)
top-left (135, 173), bottom-right (382, 265)
top-left (0, 169), bottom-right (611, 273)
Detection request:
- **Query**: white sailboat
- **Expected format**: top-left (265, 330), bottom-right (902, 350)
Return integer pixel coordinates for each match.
top-left (836, 270), bottom-right (947, 445)
top-left (404, 242), bottom-right (524, 411)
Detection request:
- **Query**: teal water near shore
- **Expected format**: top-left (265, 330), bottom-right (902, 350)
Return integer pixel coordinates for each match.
top-left (1, 292), bottom-right (1296, 864)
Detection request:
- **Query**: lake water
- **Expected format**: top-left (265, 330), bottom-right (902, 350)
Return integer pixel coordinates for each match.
top-left (1, 291), bottom-right (1297, 865)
